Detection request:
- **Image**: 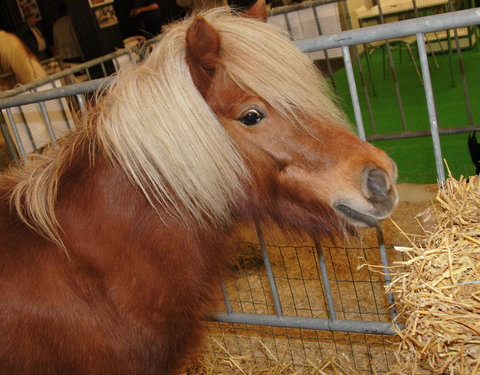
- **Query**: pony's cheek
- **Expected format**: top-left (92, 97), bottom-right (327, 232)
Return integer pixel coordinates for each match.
top-left (276, 165), bottom-right (336, 207)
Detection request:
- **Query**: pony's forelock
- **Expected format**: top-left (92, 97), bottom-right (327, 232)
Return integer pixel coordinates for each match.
top-left (93, 10), bottom-right (251, 226)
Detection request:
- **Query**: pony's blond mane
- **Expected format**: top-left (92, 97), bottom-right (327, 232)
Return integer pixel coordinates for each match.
top-left (6, 7), bottom-right (345, 249)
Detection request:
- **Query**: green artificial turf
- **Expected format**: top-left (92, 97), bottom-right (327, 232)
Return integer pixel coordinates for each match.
top-left (331, 42), bottom-right (480, 184)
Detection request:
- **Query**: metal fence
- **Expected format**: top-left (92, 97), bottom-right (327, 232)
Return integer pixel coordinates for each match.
top-left (0, 48), bottom-right (140, 163)
top-left (0, 7), bottom-right (479, 372)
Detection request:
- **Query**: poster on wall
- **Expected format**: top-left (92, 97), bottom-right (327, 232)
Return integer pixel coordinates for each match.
top-left (94, 5), bottom-right (119, 29)
top-left (88, 0), bottom-right (114, 8)
top-left (17, 0), bottom-right (42, 20)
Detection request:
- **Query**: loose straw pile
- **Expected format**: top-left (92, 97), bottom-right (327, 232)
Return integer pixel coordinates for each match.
top-left (389, 173), bottom-right (480, 374)
top-left (187, 338), bottom-right (362, 374)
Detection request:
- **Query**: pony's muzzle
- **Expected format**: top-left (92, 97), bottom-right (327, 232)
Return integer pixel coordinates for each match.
top-left (333, 165), bottom-right (398, 228)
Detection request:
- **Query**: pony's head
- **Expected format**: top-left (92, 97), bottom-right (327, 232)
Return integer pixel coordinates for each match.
top-left (92, 5), bottom-right (397, 234)
top-left (182, 6), bottom-right (398, 234)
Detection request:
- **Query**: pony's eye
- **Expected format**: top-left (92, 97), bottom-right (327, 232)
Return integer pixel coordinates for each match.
top-left (238, 109), bottom-right (264, 126)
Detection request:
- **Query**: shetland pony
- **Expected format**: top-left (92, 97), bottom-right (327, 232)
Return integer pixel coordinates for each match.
top-left (0, 30), bottom-right (47, 88)
top-left (0, 3), bottom-right (398, 374)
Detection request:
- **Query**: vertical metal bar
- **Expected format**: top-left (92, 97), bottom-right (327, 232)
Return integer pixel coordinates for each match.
top-left (51, 80), bottom-right (73, 130)
top-left (86, 67), bottom-right (92, 81)
top-left (375, 227), bottom-right (397, 321)
top-left (5, 108), bottom-right (27, 162)
top-left (17, 106), bottom-right (38, 152)
top-left (284, 12), bottom-right (293, 39)
top-left (416, 33), bottom-right (445, 184)
top-left (342, 46), bottom-right (366, 141)
top-left (411, 0), bottom-right (419, 18)
top-left (452, 28), bottom-right (474, 127)
top-left (386, 43), bottom-right (408, 132)
top-left (221, 280), bottom-right (233, 314)
top-left (312, 4), bottom-right (335, 90)
top-left (100, 62), bottom-right (108, 77)
top-left (313, 236), bottom-right (337, 321)
top-left (377, 0), bottom-right (408, 131)
top-left (0, 113), bottom-right (19, 163)
top-left (38, 101), bottom-right (57, 146)
top-left (76, 93), bottom-right (87, 117)
top-left (255, 224), bottom-right (283, 317)
top-left (341, 0), bottom-right (377, 133)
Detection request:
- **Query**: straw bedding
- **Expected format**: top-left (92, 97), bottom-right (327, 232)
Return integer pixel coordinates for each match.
top-left (389, 173), bottom-right (480, 374)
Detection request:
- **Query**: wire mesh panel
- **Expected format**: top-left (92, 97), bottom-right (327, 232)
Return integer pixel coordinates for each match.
top-left (217, 240), bottom-right (394, 322)
top-left (267, 1), bottom-right (343, 61)
top-left (1, 79), bottom-right (76, 157)
top-left (203, 226), bottom-right (404, 373)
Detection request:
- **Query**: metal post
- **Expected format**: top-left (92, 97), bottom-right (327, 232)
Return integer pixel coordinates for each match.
top-left (38, 101), bottom-right (57, 146)
top-left (342, 46), bottom-right (366, 141)
top-left (375, 227), bottom-right (397, 321)
top-left (221, 280), bottom-right (233, 314)
top-left (256, 224), bottom-right (283, 317)
top-left (313, 236), bottom-right (337, 320)
top-left (416, 32), bottom-right (446, 184)
top-left (4, 108), bottom-right (27, 162)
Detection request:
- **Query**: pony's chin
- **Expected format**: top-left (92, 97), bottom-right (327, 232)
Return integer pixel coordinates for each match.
top-left (334, 204), bottom-right (381, 228)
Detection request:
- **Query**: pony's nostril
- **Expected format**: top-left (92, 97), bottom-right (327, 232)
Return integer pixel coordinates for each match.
top-left (366, 168), bottom-right (389, 199)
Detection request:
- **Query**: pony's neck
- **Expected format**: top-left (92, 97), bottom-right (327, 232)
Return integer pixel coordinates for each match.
top-left (54, 149), bottom-right (237, 277)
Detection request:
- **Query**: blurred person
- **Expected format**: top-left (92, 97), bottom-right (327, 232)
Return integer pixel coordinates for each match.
top-left (53, 3), bottom-right (83, 63)
top-left (130, 0), bottom-right (185, 37)
top-left (18, 12), bottom-right (51, 61)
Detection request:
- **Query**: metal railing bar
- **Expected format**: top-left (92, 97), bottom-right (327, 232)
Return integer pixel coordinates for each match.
top-left (220, 280), bottom-right (233, 314)
top-left (211, 312), bottom-right (396, 335)
top-left (0, 77), bottom-right (114, 110)
top-left (296, 8), bottom-right (480, 52)
top-left (16, 106), bottom-right (37, 153)
top-left (375, 227), bottom-right (398, 321)
top-left (342, 46), bottom-right (366, 141)
top-left (5, 108), bottom-right (27, 162)
top-left (76, 94), bottom-right (87, 116)
top-left (284, 12), bottom-right (293, 39)
top-left (342, 0), bottom-right (377, 133)
top-left (38, 101), bottom-right (57, 146)
top-left (256, 224), bottom-right (283, 317)
top-left (0, 49), bottom-right (131, 99)
top-left (376, 0), bottom-right (409, 131)
top-left (0, 115), bottom-right (19, 162)
top-left (269, 0), bottom-right (339, 16)
top-left (416, 32), bottom-right (446, 184)
top-left (312, 5), bottom-right (335, 89)
top-left (452, 28), bottom-right (475, 127)
top-left (51, 80), bottom-right (73, 131)
top-left (313, 235), bottom-right (337, 320)
top-left (100, 62), bottom-right (108, 77)
top-left (366, 125), bottom-right (480, 141)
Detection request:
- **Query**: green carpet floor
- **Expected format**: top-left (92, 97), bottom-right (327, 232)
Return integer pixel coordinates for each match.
top-left (331, 41), bottom-right (480, 184)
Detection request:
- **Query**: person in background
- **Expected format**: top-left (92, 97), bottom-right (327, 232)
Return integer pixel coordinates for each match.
top-left (129, 0), bottom-right (185, 37)
top-left (18, 12), bottom-right (51, 61)
top-left (130, 0), bottom-right (164, 37)
top-left (53, 3), bottom-right (83, 63)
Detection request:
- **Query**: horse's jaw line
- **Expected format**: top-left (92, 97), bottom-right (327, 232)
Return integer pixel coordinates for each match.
top-left (334, 204), bottom-right (380, 228)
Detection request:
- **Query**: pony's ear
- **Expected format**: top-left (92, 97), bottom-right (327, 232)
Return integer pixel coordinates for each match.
top-left (229, 0), bottom-right (267, 21)
top-left (185, 16), bottom-right (221, 97)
